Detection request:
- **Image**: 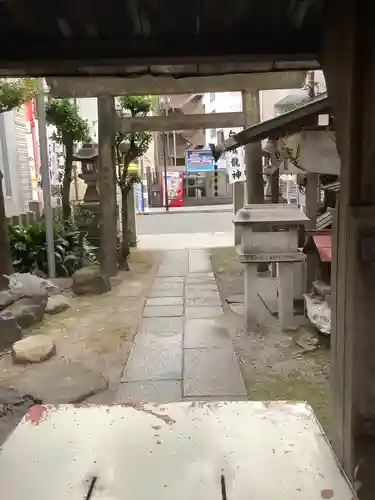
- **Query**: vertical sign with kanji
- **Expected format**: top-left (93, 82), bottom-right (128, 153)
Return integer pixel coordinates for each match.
top-left (225, 147), bottom-right (246, 184)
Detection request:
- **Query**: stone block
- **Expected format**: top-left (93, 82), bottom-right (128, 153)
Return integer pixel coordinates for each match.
top-left (0, 316), bottom-right (22, 350)
top-left (46, 295), bottom-right (70, 315)
top-left (72, 266), bottom-right (111, 295)
top-left (0, 296), bottom-right (47, 329)
top-left (12, 335), bottom-right (56, 364)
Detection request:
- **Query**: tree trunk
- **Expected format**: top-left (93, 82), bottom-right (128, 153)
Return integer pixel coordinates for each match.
top-left (62, 142), bottom-right (73, 220)
top-left (0, 171), bottom-right (13, 278)
top-left (120, 188), bottom-right (130, 270)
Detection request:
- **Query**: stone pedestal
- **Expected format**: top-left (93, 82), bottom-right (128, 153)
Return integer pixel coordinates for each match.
top-left (234, 204), bottom-right (309, 331)
top-left (244, 263), bottom-right (257, 330)
top-left (277, 262), bottom-right (295, 330)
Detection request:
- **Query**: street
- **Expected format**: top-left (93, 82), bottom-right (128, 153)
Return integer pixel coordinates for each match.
top-left (136, 206), bottom-right (234, 249)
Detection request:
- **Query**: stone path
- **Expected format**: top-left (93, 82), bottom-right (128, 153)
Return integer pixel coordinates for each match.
top-left (116, 249), bottom-right (246, 403)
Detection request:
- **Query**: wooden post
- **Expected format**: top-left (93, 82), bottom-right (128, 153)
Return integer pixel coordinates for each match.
top-left (98, 94), bottom-right (118, 277)
top-left (233, 182), bottom-right (244, 245)
top-left (322, 0), bottom-right (375, 492)
top-left (305, 172), bottom-right (319, 291)
top-left (242, 90), bottom-right (267, 272)
top-left (242, 90), bottom-right (264, 204)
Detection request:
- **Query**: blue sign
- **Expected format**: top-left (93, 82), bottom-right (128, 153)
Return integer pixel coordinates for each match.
top-left (186, 150), bottom-right (215, 172)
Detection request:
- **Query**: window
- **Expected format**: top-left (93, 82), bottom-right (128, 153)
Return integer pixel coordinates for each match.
top-left (209, 93), bottom-right (216, 103)
top-left (209, 128), bottom-right (216, 139)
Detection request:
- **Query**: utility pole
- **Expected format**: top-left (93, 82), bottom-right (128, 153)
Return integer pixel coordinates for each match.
top-left (35, 78), bottom-right (56, 278)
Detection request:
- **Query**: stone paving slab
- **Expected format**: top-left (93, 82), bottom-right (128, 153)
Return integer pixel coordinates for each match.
top-left (188, 249), bottom-right (212, 273)
top-left (116, 380), bottom-right (182, 403)
top-left (185, 306), bottom-right (224, 319)
top-left (185, 283), bottom-right (219, 292)
top-left (183, 348), bottom-right (246, 398)
top-left (186, 272), bottom-right (214, 281)
top-left (185, 296), bottom-right (222, 307)
top-left (153, 277), bottom-right (184, 284)
top-left (117, 248), bottom-right (246, 404)
top-left (184, 319), bottom-right (233, 349)
top-left (148, 286), bottom-right (184, 298)
top-left (146, 297), bottom-right (184, 307)
top-left (143, 305), bottom-right (184, 318)
top-left (157, 268), bottom-right (188, 277)
top-left (134, 331), bottom-right (182, 348)
top-left (138, 317), bottom-right (184, 335)
top-left (122, 342), bottom-right (182, 382)
top-left (185, 287), bottom-right (220, 299)
top-left (152, 281), bottom-right (184, 291)
top-left (186, 276), bottom-right (216, 285)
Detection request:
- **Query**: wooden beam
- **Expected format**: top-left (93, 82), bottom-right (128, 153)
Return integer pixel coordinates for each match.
top-left (47, 71), bottom-right (306, 97)
top-left (118, 112), bottom-right (244, 132)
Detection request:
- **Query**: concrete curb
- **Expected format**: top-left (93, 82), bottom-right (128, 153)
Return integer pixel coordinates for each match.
top-left (137, 208), bottom-right (233, 216)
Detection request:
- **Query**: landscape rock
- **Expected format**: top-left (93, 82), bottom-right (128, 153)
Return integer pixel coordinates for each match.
top-left (0, 290), bottom-right (16, 310)
top-left (0, 295), bottom-right (47, 329)
top-left (9, 273), bottom-right (60, 298)
top-left (46, 295), bottom-right (70, 315)
top-left (72, 267), bottom-right (111, 296)
top-left (12, 335), bottom-right (56, 364)
top-left (0, 275), bottom-right (9, 291)
top-left (0, 388), bottom-right (41, 446)
top-left (296, 331), bottom-right (320, 352)
top-left (0, 315), bottom-right (22, 350)
top-left (3, 360), bottom-right (108, 403)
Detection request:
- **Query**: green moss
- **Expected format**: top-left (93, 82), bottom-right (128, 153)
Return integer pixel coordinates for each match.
top-left (210, 247), bottom-right (242, 275)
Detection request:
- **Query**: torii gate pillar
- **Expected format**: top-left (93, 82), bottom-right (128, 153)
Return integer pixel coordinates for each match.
top-left (322, 0), bottom-right (375, 496)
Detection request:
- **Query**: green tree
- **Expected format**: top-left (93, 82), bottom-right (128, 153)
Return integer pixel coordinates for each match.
top-left (46, 99), bottom-right (89, 220)
top-left (115, 96), bottom-right (152, 269)
top-left (0, 78), bottom-right (37, 276)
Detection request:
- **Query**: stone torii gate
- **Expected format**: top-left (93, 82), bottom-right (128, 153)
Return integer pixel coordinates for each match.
top-left (48, 71), bottom-right (305, 276)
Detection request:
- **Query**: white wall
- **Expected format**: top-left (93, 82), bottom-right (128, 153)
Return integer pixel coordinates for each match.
top-left (0, 108), bottom-right (32, 217)
top-left (203, 91), bottom-right (243, 147)
top-left (76, 98), bottom-right (98, 141)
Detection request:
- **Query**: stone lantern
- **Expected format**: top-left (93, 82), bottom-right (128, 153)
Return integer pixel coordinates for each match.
top-left (234, 204), bottom-right (309, 330)
top-left (73, 142), bottom-right (100, 249)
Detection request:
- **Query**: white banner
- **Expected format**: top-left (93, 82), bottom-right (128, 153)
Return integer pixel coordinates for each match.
top-left (225, 147), bottom-right (246, 184)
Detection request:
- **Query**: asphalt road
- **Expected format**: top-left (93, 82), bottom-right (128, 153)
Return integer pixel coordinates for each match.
top-left (136, 210), bottom-right (234, 235)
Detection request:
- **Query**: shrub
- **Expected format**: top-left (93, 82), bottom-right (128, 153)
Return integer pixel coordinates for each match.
top-left (8, 213), bottom-right (96, 277)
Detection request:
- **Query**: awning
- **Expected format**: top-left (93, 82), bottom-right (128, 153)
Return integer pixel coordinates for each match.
top-left (312, 233), bottom-right (332, 262)
top-left (222, 93), bottom-right (330, 152)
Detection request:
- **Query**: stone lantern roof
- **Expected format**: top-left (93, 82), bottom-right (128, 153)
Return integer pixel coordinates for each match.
top-left (73, 142), bottom-right (99, 162)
